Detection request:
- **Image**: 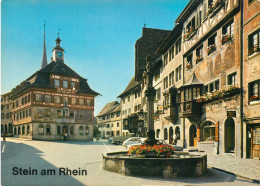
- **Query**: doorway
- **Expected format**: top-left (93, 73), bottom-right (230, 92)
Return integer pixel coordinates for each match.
top-left (190, 125), bottom-right (197, 146)
top-left (225, 117), bottom-right (235, 153)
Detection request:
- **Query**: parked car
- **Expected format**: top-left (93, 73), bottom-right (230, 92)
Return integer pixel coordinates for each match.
top-left (111, 133), bottom-right (135, 145)
top-left (122, 137), bottom-right (143, 147)
top-left (107, 137), bottom-right (112, 143)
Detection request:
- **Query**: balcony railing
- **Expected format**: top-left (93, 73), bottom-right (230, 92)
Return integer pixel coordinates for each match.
top-left (179, 100), bottom-right (201, 118)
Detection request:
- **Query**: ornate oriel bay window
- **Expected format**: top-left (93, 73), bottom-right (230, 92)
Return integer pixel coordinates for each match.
top-left (179, 73), bottom-right (203, 118)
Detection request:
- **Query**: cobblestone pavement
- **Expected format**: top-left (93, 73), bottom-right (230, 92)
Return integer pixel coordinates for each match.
top-left (206, 153), bottom-right (260, 181)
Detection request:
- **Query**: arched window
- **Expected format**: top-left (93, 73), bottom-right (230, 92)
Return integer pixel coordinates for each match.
top-left (156, 129), bottom-right (160, 138)
top-left (85, 126), bottom-right (89, 135)
top-left (39, 124), bottom-right (44, 135)
top-left (46, 125), bottom-right (51, 135)
top-left (22, 126), bottom-right (25, 135)
top-left (18, 127), bottom-right (21, 135)
top-left (164, 128), bottom-right (168, 140)
top-left (14, 127), bottom-right (17, 135)
top-left (27, 125), bottom-right (30, 135)
top-left (9, 123), bottom-right (13, 135)
top-left (57, 126), bottom-right (61, 135)
top-left (201, 121), bottom-right (215, 141)
top-left (123, 132), bottom-right (125, 136)
top-left (175, 126), bottom-right (180, 140)
top-left (70, 126), bottom-right (74, 135)
top-left (79, 126), bottom-right (84, 135)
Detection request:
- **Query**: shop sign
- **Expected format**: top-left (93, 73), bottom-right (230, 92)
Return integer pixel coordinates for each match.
top-left (227, 111), bottom-right (236, 117)
top-left (158, 105), bottom-right (164, 111)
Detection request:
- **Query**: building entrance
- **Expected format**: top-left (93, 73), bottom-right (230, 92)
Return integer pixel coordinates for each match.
top-left (225, 117), bottom-right (235, 153)
top-left (190, 125), bottom-right (197, 147)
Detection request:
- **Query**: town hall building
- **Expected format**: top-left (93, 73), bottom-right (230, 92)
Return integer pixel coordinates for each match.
top-left (6, 30), bottom-right (99, 141)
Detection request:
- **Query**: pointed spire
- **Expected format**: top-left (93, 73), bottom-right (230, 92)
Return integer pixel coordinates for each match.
top-left (41, 22), bottom-right (48, 69)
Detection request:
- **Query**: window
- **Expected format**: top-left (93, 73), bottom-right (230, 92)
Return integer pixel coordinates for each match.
top-left (163, 52), bottom-right (168, 67)
top-left (249, 79), bottom-right (260, 102)
top-left (56, 126), bottom-right (61, 135)
top-left (63, 80), bottom-right (68, 88)
top-left (186, 53), bottom-right (193, 69)
top-left (25, 96), bottom-right (27, 104)
top-left (164, 76), bottom-right (168, 90)
top-left (85, 126), bottom-right (89, 135)
top-left (71, 97), bottom-right (76, 105)
top-left (169, 46), bottom-right (174, 60)
top-left (128, 108), bottom-right (131, 114)
top-left (79, 126), bottom-right (84, 135)
top-left (248, 29), bottom-right (260, 56)
top-left (228, 72), bottom-right (237, 85)
top-left (156, 129), bottom-right (160, 138)
top-left (175, 37), bottom-right (181, 55)
top-left (107, 124), bottom-right (110, 128)
top-left (53, 96), bottom-right (60, 103)
top-left (222, 19), bottom-right (234, 45)
top-left (208, 0), bottom-right (213, 6)
top-left (45, 95), bottom-right (52, 103)
top-left (26, 110), bottom-right (28, 118)
top-left (116, 131), bottom-right (120, 136)
top-left (39, 124), bottom-right (44, 135)
top-left (16, 100), bottom-right (18, 107)
top-left (201, 121), bottom-right (215, 141)
top-left (122, 98), bottom-right (125, 104)
top-left (164, 95), bottom-right (170, 106)
top-left (22, 126), bottom-right (25, 135)
top-left (176, 65), bottom-right (182, 82)
top-left (128, 96), bottom-right (130, 102)
top-left (70, 126), bottom-right (74, 135)
top-left (36, 94), bottom-right (43, 102)
top-left (117, 123), bottom-right (120, 127)
top-left (29, 109), bottom-right (31, 117)
top-left (184, 88), bottom-right (192, 101)
top-left (215, 80), bottom-right (220, 90)
top-left (185, 16), bottom-right (195, 35)
top-left (28, 94), bottom-right (31, 102)
top-left (46, 125), bottom-right (51, 135)
top-left (22, 97), bottom-right (24, 105)
top-left (27, 125), bottom-right (30, 135)
top-left (164, 128), bottom-right (168, 140)
top-left (196, 45), bottom-right (203, 63)
top-left (79, 98), bottom-right (84, 105)
top-left (63, 97), bottom-right (68, 104)
top-left (54, 79), bottom-right (60, 87)
top-left (192, 87), bottom-right (201, 99)
top-left (156, 88), bottom-right (161, 100)
top-left (71, 82), bottom-right (76, 89)
top-left (208, 33), bottom-right (217, 55)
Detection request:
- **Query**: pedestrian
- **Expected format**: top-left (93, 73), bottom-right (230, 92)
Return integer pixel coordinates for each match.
top-left (3, 131), bottom-right (6, 142)
top-left (64, 132), bottom-right (67, 141)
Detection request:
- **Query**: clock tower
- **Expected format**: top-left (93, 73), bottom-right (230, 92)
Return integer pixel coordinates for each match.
top-left (52, 35), bottom-right (64, 63)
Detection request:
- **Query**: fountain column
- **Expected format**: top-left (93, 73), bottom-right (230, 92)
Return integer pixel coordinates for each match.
top-left (144, 56), bottom-right (156, 144)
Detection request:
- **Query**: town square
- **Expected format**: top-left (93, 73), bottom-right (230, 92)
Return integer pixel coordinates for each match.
top-left (1, 0), bottom-right (260, 185)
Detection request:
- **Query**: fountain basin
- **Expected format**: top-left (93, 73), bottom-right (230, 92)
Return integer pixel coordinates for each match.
top-left (103, 151), bottom-right (207, 178)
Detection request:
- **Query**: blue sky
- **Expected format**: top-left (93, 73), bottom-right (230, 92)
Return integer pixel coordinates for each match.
top-left (1, 0), bottom-right (189, 115)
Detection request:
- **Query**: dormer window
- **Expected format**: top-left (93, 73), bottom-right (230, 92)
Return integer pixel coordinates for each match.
top-left (54, 79), bottom-right (60, 87)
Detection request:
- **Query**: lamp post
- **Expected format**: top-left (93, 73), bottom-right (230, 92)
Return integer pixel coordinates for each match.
top-left (143, 56), bottom-right (157, 145)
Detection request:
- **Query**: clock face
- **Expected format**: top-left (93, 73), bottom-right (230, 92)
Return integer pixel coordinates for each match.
top-left (56, 51), bottom-right (63, 58)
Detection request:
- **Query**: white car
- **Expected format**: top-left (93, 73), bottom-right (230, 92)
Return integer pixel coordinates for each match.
top-left (122, 137), bottom-right (142, 147)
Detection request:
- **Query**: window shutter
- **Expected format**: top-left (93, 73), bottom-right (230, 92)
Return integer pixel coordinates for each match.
top-left (197, 127), bottom-right (200, 142)
top-left (202, 4), bottom-right (205, 20)
top-left (215, 121), bottom-right (219, 142)
top-left (195, 12), bottom-right (198, 29)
